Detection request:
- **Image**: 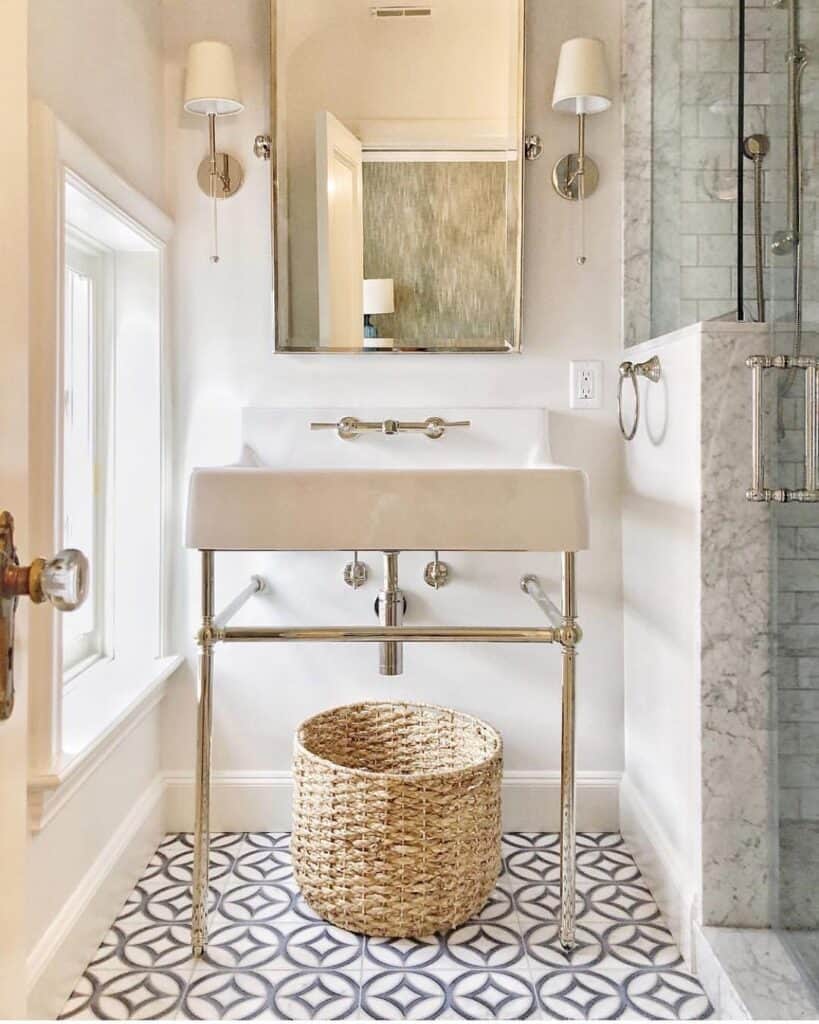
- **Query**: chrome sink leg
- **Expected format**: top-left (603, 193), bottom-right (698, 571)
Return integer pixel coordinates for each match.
top-left (192, 550), bottom-right (215, 956)
top-left (559, 551), bottom-right (578, 950)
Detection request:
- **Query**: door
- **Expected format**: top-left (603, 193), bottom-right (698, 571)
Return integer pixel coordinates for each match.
top-left (0, 2), bottom-right (31, 1017)
top-left (315, 111), bottom-right (364, 348)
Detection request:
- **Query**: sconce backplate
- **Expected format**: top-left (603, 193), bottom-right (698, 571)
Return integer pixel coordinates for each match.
top-left (552, 154), bottom-right (600, 201)
top-left (197, 153), bottom-right (244, 199)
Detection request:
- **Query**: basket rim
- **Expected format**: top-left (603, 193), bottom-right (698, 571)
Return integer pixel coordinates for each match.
top-left (293, 700), bottom-right (503, 782)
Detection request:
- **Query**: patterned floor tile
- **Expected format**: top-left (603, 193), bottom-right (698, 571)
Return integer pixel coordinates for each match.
top-left (513, 881), bottom-right (591, 923)
top-left (218, 882), bottom-right (300, 925)
top-left (117, 883), bottom-right (220, 927)
top-left (360, 969), bottom-right (449, 1019)
top-left (360, 969), bottom-right (538, 1020)
top-left (90, 917), bottom-right (196, 972)
top-left (446, 970), bottom-right (538, 1019)
top-left (199, 919), bottom-right (288, 970)
top-left (232, 849), bottom-right (294, 886)
top-left (59, 969), bottom-right (190, 1020)
top-left (524, 920), bottom-right (684, 973)
top-left (623, 969), bottom-right (713, 1020)
top-left (442, 920), bottom-right (528, 971)
top-left (535, 967), bottom-right (629, 1019)
top-left (180, 969), bottom-right (278, 1019)
top-left (60, 833), bottom-right (714, 1021)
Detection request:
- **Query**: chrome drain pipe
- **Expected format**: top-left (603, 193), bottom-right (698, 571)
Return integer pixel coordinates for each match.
top-left (376, 551), bottom-right (405, 675)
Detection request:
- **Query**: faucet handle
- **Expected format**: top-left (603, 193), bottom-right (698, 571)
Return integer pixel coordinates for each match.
top-left (30, 549), bottom-right (89, 610)
top-left (422, 417), bottom-right (470, 439)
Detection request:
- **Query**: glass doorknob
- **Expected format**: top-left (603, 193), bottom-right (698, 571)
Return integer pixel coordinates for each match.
top-left (31, 549), bottom-right (89, 611)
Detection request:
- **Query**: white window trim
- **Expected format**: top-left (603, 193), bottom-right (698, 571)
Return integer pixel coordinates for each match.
top-left (27, 104), bottom-right (177, 824)
top-left (63, 230), bottom-right (113, 679)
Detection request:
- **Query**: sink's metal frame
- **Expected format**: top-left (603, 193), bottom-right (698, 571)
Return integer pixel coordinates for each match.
top-left (190, 549), bottom-right (581, 954)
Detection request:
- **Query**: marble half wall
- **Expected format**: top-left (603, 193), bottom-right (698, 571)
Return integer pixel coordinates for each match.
top-left (699, 321), bottom-right (774, 928)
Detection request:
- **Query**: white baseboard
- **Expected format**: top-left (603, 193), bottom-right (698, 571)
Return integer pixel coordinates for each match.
top-left (26, 776), bottom-right (164, 1020)
top-left (620, 774), bottom-right (698, 963)
top-left (163, 769), bottom-right (623, 833)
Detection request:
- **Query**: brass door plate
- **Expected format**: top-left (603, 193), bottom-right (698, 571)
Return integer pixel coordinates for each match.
top-left (0, 512), bottom-right (21, 721)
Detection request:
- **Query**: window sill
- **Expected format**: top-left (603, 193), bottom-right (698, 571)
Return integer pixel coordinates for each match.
top-left (28, 653), bottom-right (184, 832)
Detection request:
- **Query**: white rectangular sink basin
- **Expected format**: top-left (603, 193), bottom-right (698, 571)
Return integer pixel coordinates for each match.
top-left (186, 466), bottom-right (590, 552)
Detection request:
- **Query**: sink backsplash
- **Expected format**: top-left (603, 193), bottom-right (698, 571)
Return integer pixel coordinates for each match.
top-left (241, 408), bottom-right (552, 469)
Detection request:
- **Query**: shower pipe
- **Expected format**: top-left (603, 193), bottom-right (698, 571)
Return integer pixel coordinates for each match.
top-left (189, 552), bottom-right (583, 958)
top-left (743, 134), bottom-right (769, 324)
top-left (772, 0), bottom-right (808, 418)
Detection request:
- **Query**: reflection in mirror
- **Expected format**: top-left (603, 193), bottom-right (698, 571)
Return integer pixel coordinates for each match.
top-left (272, 0), bottom-right (525, 352)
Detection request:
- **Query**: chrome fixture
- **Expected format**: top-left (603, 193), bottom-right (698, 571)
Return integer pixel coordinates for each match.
top-left (191, 548), bottom-right (583, 954)
top-left (253, 134), bottom-right (272, 160)
top-left (551, 38), bottom-right (613, 265)
top-left (743, 134), bottom-right (769, 324)
top-left (771, 0), bottom-right (809, 436)
top-left (525, 134), bottom-right (544, 161)
top-left (343, 552), bottom-right (369, 589)
top-left (212, 574), bottom-right (266, 630)
top-left (747, 354), bottom-right (819, 502)
top-left (424, 552), bottom-right (450, 589)
top-left (370, 5), bottom-right (434, 17)
top-left (618, 356), bottom-right (662, 441)
top-left (310, 415), bottom-right (471, 441)
top-left (183, 41), bottom-right (244, 263)
top-left (0, 510), bottom-right (88, 721)
top-left (375, 551), bottom-right (405, 675)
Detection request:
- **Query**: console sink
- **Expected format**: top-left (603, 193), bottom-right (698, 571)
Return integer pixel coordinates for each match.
top-left (186, 408), bottom-right (589, 553)
top-left (186, 466), bottom-right (589, 552)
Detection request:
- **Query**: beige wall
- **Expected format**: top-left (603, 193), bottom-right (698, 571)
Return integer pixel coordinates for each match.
top-left (28, 0), bottom-right (165, 209)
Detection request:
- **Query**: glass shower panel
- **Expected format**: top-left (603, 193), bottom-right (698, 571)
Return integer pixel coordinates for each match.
top-left (765, 0), bottom-right (819, 997)
top-left (651, 0), bottom-right (743, 338)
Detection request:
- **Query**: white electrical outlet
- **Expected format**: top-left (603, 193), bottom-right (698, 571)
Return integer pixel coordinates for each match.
top-left (569, 361), bottom-right (603, 409)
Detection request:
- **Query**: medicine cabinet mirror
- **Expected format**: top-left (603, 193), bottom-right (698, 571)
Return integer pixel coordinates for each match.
top-left (269, 0), bottom-right (525, 353)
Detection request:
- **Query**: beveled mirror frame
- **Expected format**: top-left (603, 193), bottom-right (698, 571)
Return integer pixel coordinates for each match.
top-left (269, 0), bottom-right (527, 354)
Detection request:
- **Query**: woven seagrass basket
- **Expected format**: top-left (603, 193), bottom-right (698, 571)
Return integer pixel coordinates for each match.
top-left (291, 700), bottom-right (503, 937)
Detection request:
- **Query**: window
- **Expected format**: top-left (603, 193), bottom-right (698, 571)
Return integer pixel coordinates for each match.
top-left (62, 236), bottom-right (111, 677)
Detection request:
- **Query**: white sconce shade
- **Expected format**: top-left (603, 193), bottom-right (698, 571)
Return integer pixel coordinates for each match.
top-left (552, 37), bottom-right (612, 116)
top-left (363, 278), bottom-right (395, 315)
top-left (184, 41), bottom-right (243, 116)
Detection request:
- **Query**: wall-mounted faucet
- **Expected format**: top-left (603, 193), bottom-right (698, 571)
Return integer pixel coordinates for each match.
top-left (310, 416), bottom-right (470, 441)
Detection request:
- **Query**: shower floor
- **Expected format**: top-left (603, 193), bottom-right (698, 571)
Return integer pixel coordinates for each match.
top-left (60, 832), bottom-right (714, 1020)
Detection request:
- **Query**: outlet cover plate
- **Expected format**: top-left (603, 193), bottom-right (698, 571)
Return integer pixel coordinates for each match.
top-left (569, 361), bottom-right (603, 410)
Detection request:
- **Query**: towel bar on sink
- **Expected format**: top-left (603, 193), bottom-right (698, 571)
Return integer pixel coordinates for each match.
top-left (189, 551), bottom-right (582, 959)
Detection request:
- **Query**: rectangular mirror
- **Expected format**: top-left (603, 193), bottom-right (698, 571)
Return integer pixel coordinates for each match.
top-left (271, 0), bottom-right (525, 353)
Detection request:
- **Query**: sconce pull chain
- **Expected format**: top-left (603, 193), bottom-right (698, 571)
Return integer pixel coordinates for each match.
top-left (578, 188), bottom-right (587, 266)
top-left (211, 192), bottom-right (219, 264)
top-left (208, 113), bottom-right (220, 264)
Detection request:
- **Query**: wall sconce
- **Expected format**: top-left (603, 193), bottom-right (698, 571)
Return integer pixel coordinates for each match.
top-left (551, 37), bottom-right (612, 264)
top-left (184, 40), bottom-right (244, 263)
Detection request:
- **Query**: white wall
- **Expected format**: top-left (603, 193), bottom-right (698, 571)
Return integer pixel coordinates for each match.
top-left (161, 0), bottom-right (626, 827)
top-left (620, 325), bottom-right (703, 960)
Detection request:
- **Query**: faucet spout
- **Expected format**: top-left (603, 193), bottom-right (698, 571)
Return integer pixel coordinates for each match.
top-left (377, 551), bottom-right (404, 675)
